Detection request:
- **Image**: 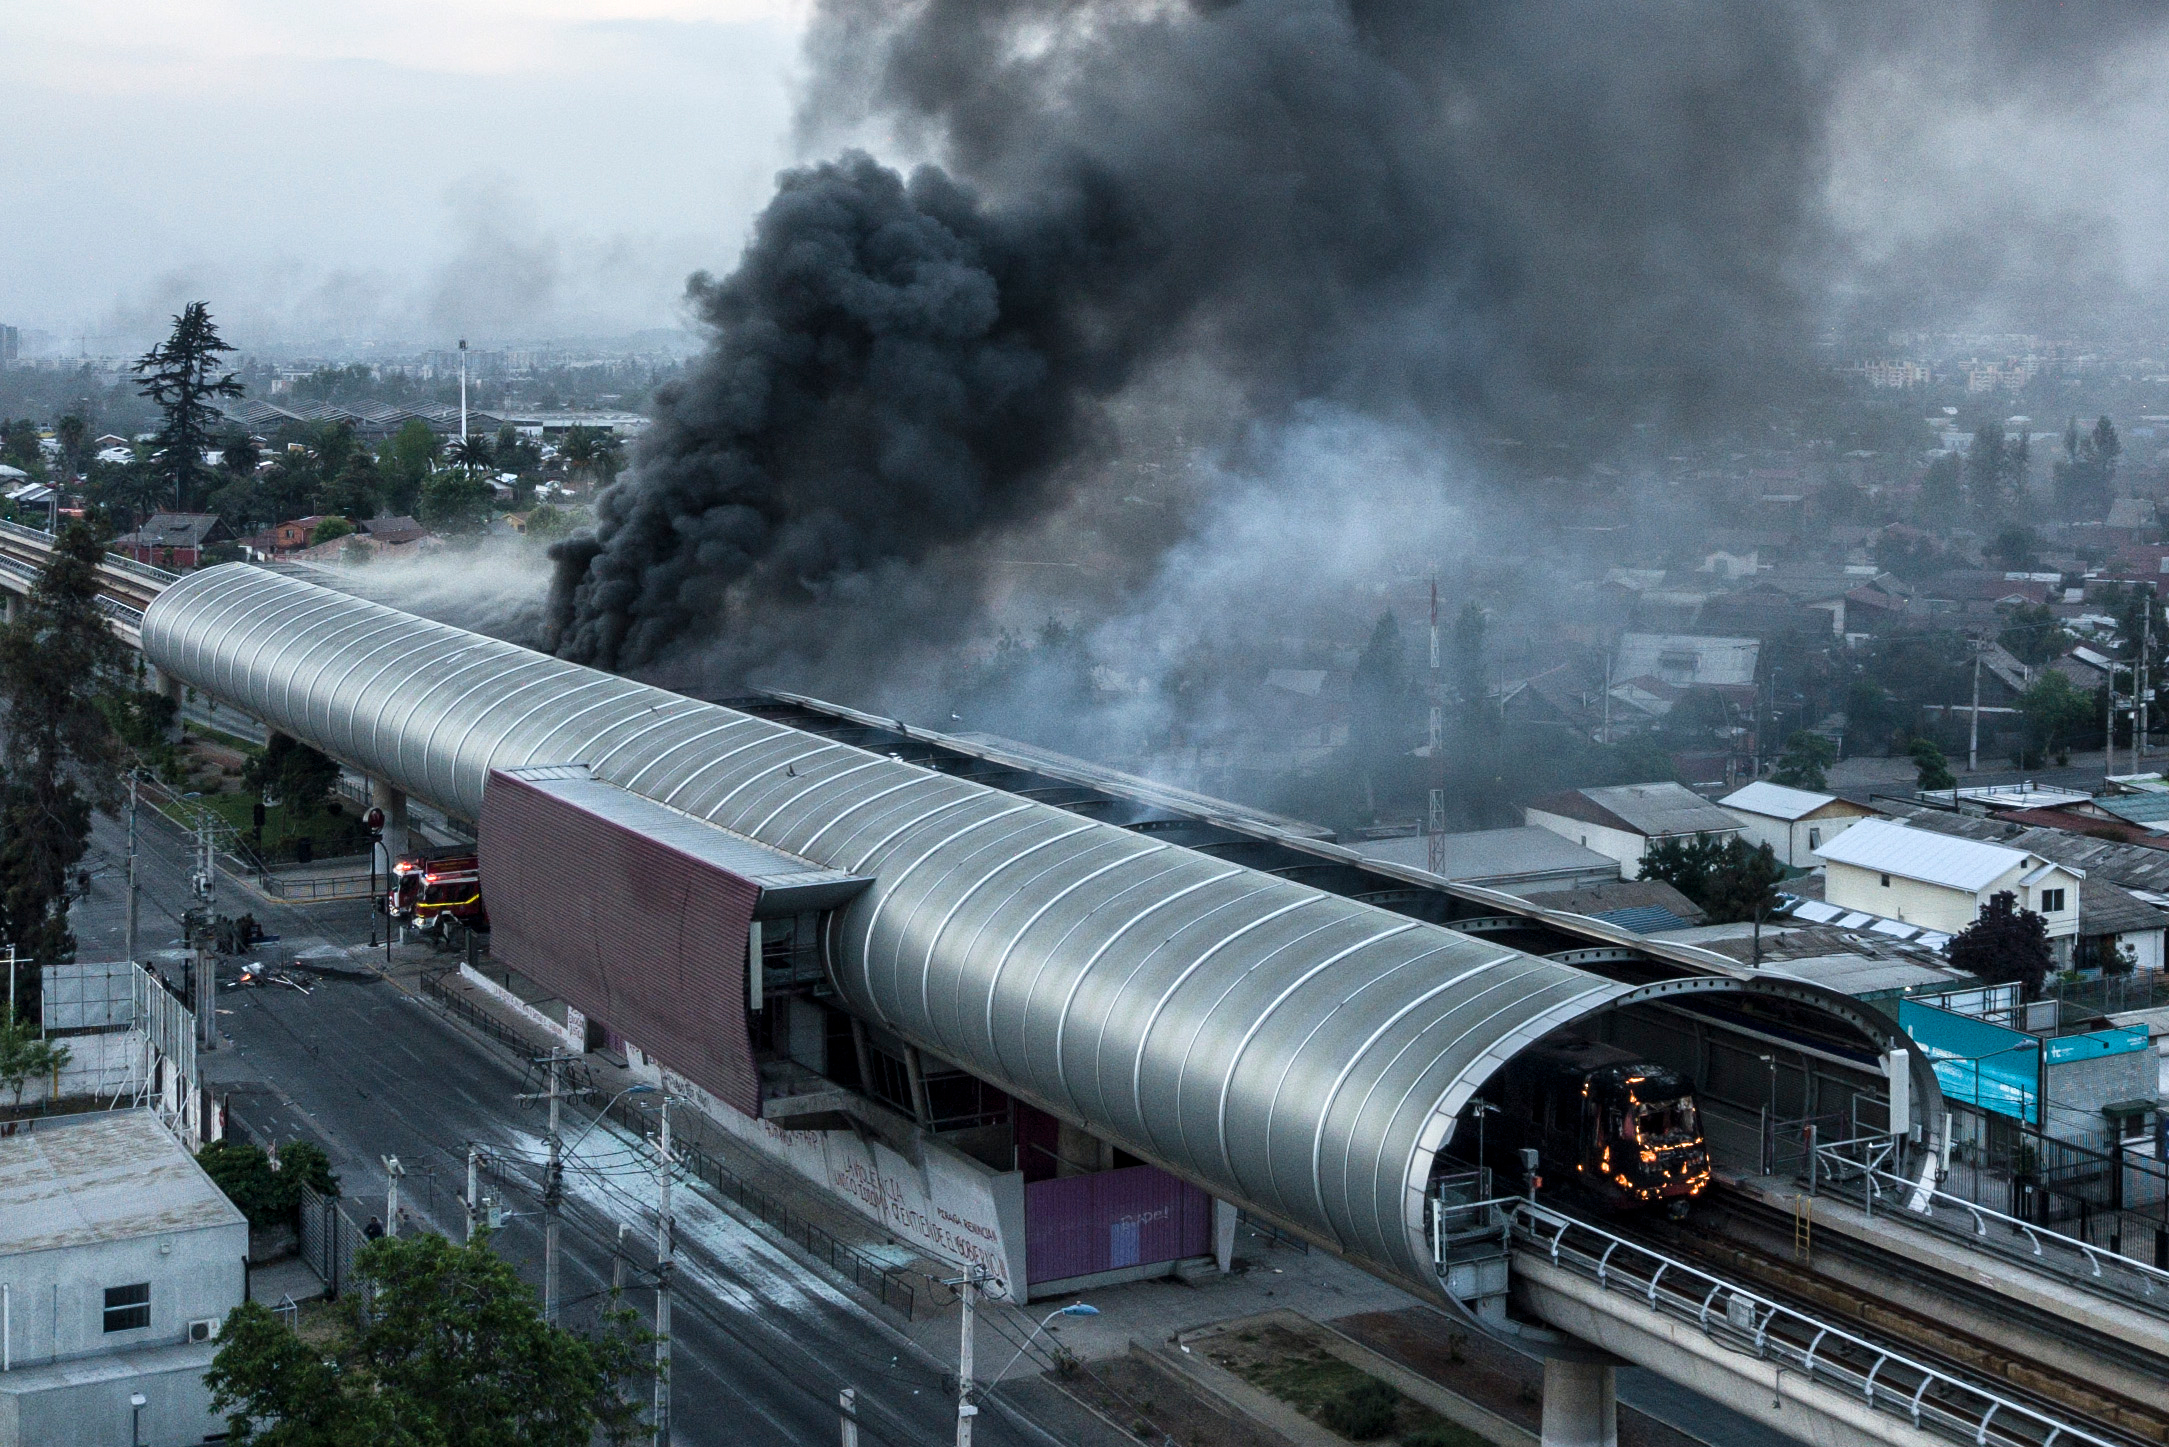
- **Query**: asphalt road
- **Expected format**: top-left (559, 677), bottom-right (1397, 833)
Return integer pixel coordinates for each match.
top-left (71, 802), bottom-right (1081, 1447)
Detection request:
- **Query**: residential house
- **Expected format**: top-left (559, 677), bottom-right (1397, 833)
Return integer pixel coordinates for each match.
top-left (1876, 802), bottom-right (2169, 973)
top-left (1814, 817), bottom-right (2082, 959)
top-left (1717, 781), bottom-right (1877, 867)
top-left (110, 512), bottom-right (230, 569)
top-left (1525, 781), bottom-right (1746, 879)
top-left (0, 1112), bottom-right (248, 1446)
top-left (244, 514), bottom-right (346, 558)
top-left (1611, 634), bottom-right (1760, 701)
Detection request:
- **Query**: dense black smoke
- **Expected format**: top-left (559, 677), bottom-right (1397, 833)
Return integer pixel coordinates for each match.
top-left (549, 0), bottom-right (2162, 677)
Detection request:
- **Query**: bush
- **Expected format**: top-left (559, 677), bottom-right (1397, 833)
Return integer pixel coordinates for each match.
top-left (1319, 1378), bottom-right (1399, 1440)
top-left (197, 1139), bottom-right (342, 1227)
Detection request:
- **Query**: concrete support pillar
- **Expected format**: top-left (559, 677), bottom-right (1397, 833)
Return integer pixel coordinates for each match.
top-left (369, 778), bottom-right (410, 860)
top-left (1212, 1198), bottom-right (1239, 1273)
top-left (1541, 1359), bottom-right (1617, 1447)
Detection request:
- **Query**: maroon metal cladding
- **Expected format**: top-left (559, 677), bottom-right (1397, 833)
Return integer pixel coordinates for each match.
top-left (479, 768), bottom-right (761, 1115)
top-left (1023, 1165), bottom-right (1212, 1284)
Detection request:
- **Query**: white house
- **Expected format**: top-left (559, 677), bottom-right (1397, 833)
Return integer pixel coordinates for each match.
top-left (1525, 782), bottom-right (1746, 880)
top-left (1814, 818), bottom-right (2083, 958)
top-left (0, 1112), bottom-right (248, 1447)
top-left (1717, 781), bottom-right (1877, 868)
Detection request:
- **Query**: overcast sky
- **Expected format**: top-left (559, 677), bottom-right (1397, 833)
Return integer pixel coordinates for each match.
top-left (15, 3), bottom-right (2169, 357)
top-left (4, 1), bottom-right (811, 351)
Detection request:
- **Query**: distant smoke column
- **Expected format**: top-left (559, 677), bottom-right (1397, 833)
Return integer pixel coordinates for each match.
top-left (546, 154), bottom-right (1137, 671)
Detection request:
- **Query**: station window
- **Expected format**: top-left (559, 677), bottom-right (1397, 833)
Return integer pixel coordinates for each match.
top-left (103, 1282), bottom-right (150, 1332)
top-left (2041, 888), bottom-right (2065, 913)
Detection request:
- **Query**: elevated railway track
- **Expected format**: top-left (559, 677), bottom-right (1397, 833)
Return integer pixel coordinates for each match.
top-left (0, 527), bottom-right (2151, 1446)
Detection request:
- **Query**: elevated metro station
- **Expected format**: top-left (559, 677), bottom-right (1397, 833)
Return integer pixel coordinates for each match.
top-left (10, 527), bottom-right (2155, 1447)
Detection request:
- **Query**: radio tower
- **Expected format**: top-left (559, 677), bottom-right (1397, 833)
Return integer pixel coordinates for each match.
top-left (1427, 576), bottom-right (1445, 875)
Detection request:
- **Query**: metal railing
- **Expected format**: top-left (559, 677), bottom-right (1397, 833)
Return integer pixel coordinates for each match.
top-left (605, 1093), bottom-right (918, 1320)
top-left (419, 968), bottom-right (538, 1054)
top-left (1815, 1134), bottom-right (2169, 1316)
top-left (1506, 1200), bottom-right (2117, 1447)
top-left (0, 515), bottom-right (181, 588)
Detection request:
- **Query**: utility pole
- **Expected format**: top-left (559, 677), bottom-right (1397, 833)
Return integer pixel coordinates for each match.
top-left (124, 775), bottom-right (139, 964)
top-left (383, 1155), bottom-right (405, 1237)
top-left (465, 1144), bottom-right (480, 1241)
top-left (2142, 587), bottom-right (2154, 771)
top-left (192, 811), bottom-right (217, 1050)
top-left (951, 1265), bottom-right (987, 1447)
top-left (1968, 639), bottom-right (1982, 776)
top-left (516, 1053), bottom-right (580, 1320)
top-left (458, 338), bottom-right (469, 443)
top-left (1427, 577), bottom-right (1444, 876)
top-left (653, 1093), bottom-right (673, 1447)
top-left (2107, 642), bottom-right (2119, 783)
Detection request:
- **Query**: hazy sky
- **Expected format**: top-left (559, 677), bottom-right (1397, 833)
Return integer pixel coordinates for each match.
top-left (4, 1), bottom-right (811, 350)
top-left (15, 2), bottom-right (2169, 357)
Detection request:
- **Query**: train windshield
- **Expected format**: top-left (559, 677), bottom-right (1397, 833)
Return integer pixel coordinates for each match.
top-left (1630, 1097), bottom-right (1698, 1142)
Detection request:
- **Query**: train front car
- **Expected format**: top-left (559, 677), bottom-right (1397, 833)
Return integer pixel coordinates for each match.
top-left (1495, 1036), bottom-right (1712, 1216)
top-left (1584, 1061), bottom-right (1710, 1215)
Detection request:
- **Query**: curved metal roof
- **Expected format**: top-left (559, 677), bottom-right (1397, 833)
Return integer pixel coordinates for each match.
top-left (141, 565), bottom-right (1907, 1298)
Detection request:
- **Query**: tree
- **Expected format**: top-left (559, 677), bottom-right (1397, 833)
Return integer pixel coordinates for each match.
top-left (1917, 454), bottom-right (1962, 525)
top-left (2053, 414), bottom-right (2119, 520)
top-left (1997, 601), bottom-right (2068, 668)
top-left (196, 1139), bottom-right (340, 1227)
top-left (1768, 730), bottom-right (1837, 790)
top-left (448, 432), bottom-right (494, 476)
top-left (311, 517), bottom-right (355, 544)
top-left (54, 414), bottom-right (89, 479)
top-left (1966, 424), bottom-right (2010, 527)
top-left (1986, 524), bottom-right (2039, 571)
top-left (245, 733), bottom-right (342, 818)
top-left (0, 522), bottom-right (128, 985)
top-left (2014, 671), bottom-right (2093, 767)
top-left (1640, 833), bottom-right (1784, 924)
top-left (1947, 890), bottom-right (2052, 999)
top-left (0, 1012), bottom-right (70, 1108)
top-left (419, 471), bottom-right (495, 535)
top-left (1908, 737), bottom-right (1956, 792)
top-left (1699, 838), bottom-right (1785, 925)
top-left (377, 420), bottom-right (441, 516)
top-left (1349, 612), bottom-right (1409, 811)
top-left (131, 302), bottom-right (244, 511)
top-left (205, 1232), bottom-right (657, 1447)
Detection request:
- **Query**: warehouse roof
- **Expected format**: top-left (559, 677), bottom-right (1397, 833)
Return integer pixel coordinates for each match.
top-left (0, 1111), bottom-right (244, 1256)
top-left (1814, 817), bottom-right (2064, 892)
top-left (1357, 827), bottom-right (1620, 886)
top-left (1529, 781), bottom-right (1744, 840)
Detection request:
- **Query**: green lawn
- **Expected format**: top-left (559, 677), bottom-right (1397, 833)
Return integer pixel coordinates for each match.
top-left (194, 790), bottom-right (373, 864)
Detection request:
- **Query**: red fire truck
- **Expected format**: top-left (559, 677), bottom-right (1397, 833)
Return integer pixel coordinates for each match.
top-left (387, 845), bottom-right (489, 947)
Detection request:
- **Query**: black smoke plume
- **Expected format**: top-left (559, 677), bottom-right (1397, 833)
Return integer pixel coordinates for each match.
top-left (549, 0), bottom-right (2159, 677)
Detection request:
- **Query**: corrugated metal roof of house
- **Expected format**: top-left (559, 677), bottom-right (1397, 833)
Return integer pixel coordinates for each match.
top-left (1814, 816), bottom-right (2043, 892)
top-left (1720, 780), bottom-right (1838, 821)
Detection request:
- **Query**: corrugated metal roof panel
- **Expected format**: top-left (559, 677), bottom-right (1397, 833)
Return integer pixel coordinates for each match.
top-left (1720, 780), bottom-right (1836, 821)
top-left (1814, 817), bottom-right (2037, 892)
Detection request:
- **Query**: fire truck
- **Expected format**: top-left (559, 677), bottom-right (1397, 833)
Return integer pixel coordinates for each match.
top-left (387, 844), bottom-right (489, 948)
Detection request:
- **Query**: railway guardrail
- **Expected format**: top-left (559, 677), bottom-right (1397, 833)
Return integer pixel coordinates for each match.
top-left (1506, 1198), bottom-right (2118, 1447)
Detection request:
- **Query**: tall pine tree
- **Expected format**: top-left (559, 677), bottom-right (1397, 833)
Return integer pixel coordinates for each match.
top-left (132, 302), bottom-right (244, 512)
top-left (0, 523), bottom-right (127, 993)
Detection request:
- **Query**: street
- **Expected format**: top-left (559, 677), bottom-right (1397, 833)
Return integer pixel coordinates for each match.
top-left (71, 800), bottom-right (1084, 1447)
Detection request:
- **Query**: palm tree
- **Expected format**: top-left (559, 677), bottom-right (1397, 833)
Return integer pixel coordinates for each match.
top-left (448, 433), bottom-right (494, 476)
top-left (559, 425), bottom-right (598, 489)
